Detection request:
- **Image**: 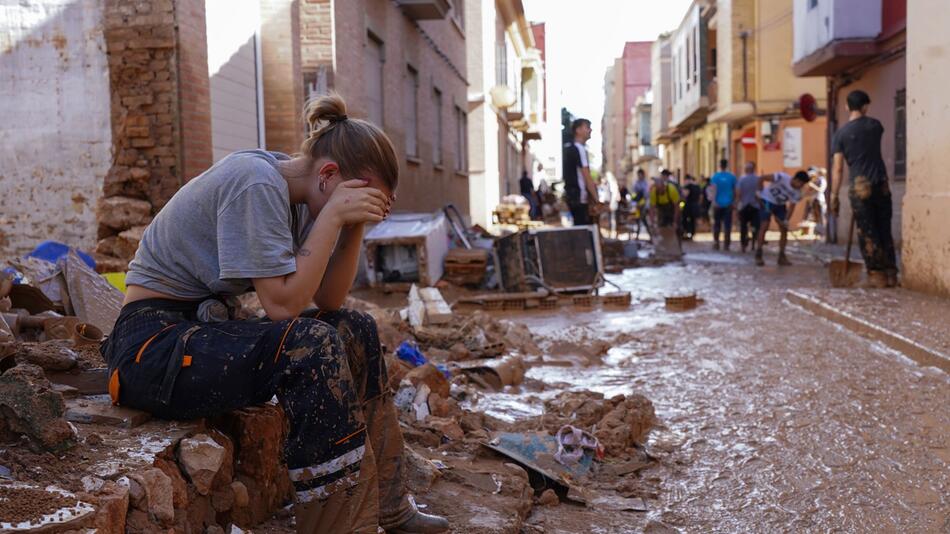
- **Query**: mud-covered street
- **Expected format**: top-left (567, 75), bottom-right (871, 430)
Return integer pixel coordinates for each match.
top-left (471, 242), bottom-right (950, 533)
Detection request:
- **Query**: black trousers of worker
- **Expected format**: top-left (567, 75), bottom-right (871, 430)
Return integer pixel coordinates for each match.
top-left (713, 207), bottom-right (733, 248)
top-left (850, 181), bottom-right (898, 274)
top-left (101, 299), bottom-right (413, 533)
top-left (738, 205), bottom-right (761, 251)
top-left (568, 200), bottom-right (591, 226)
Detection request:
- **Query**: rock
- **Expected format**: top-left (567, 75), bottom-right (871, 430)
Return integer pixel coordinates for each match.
top-left (541, 390), bottom-right (610, 430)
top-left (385, 354), bottom-right (413, 391)
top-left (427, 394), bottom-right (459, 418)
top-left (404, 363), bottom-right (450, 399)
top-left (95, 236), bottom-right (120, 256)
top-left (448, 342), bottom-right (471, 362)
top-left (65, 396), bottom-right (151, 428)
top-left (404, 445), bottom-right (442, 493)
top-left (93, 480), bottom-right (130, 534)
top-left (97, 196), bottom-right (152, 231)
top-left (128, 467), bottom-right (175, 524)
top-left (538, 488), bottom-right (559, 506)
top-left (211, 485), bottom-right (235, 512)
top-left (593, 394), bottom-right (656, 455)
top-left (82, 475), bottom-right (106, 493)
top-left (208, 404), bottom-right (292, 526)
top-left (458, 410), bottom-right (485, 434)
top-left (177, 434), bottom-right (226, 496)
top-left (14, 341), bottom-right (78, 371)
top-left (154, 456), bottom-right (189, 509)
top-left (113, 225), bottom-right (148, 261)
top-left (230, 480), bottom-right (249, 508)
top-left (208, 429), bottom-right (235, 488)
top-left (91, 253), bottom-right (129, 274)
top-left (425, 417), bottom-right (465, 441)
top-left (0, 363), bottom-right (75, 451)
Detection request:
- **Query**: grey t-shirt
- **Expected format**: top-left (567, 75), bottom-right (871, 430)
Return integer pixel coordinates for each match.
top-left (126, 150), bottom-right (311, 299)
top-left (737, 173), bottom-right (760, 210)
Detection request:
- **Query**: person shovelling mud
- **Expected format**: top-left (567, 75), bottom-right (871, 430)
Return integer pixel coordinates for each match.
top-left (99, 94), bottom-right (449, 534)
top-left (754, 170), bottom-right (810, 266)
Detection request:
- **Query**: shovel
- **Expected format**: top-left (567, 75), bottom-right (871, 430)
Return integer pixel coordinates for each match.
top-left (829, 216), bottom-right (861, 287)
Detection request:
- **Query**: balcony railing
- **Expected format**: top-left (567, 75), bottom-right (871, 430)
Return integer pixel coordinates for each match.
top-left (395, 0), bottom-right (451, 20)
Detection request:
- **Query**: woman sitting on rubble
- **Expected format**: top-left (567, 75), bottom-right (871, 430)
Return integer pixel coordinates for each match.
top-left (100, 93), bottom-right (449, 534)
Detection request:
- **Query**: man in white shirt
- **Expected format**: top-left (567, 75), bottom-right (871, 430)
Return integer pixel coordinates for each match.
top-left (561, 118), bottom-right (601, 225)
top-left (754, 170), bottom-right (810, 266)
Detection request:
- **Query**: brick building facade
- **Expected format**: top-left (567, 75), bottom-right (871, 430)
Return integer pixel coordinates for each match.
top-left (1, 0), bottom-right (470, 265)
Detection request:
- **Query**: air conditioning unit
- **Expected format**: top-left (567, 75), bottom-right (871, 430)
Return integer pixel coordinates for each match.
top-left (495, 226), bottom-right (603, 293)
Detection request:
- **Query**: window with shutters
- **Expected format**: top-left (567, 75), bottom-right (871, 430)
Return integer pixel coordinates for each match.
top-left (894, 88), bottom-right (906, 179)
top-left (405, 65), bottom-right (419, 157)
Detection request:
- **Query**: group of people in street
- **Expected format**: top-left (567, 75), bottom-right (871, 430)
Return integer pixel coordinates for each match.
top-left (559, 88), bottom-right (897, 286)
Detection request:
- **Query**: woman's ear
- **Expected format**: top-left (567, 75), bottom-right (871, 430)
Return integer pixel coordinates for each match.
top-left (317, 161), bottom-right (340, 180)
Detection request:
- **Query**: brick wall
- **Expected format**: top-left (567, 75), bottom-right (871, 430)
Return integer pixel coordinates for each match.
top-left (174, 0), bottom-right (213, 181)
top-left (300, 0), bottom-right (470, 217)
top-left (96, 0), bottom-right (212, 272)
top-left (260, 0), bottom-right (305, 155)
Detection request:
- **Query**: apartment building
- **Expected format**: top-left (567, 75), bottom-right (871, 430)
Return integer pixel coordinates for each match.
top-left (602, 42), bottom-right (652, 183)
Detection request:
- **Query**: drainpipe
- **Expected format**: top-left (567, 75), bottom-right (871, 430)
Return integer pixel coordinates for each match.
top-left (740, 31), bottom-right (749, 102)
top-left (826, 76), bottom-right (838, 244)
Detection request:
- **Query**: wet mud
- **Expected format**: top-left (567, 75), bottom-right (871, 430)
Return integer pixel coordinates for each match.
top-left (475, 243), bottom-right (950, 533)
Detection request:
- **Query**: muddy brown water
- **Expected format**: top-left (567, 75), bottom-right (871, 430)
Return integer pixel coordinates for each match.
top-left (474, 245), bottom-right (950, 533)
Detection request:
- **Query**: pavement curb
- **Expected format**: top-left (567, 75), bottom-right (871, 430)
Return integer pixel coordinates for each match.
top-left (785, 289), bottom-right (950, 373)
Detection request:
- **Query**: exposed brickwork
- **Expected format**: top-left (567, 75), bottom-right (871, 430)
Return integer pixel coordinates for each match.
top-left (98, 0), bottom-right (212, 270)
top-left (174, 0), bottom-right (213, 182)
top-left (299, 0), bottom-right (471, 217)
top-left (260, 0), bottom-right (305, 155)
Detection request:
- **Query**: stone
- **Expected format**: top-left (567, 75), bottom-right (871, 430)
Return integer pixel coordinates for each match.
top-left (97, 196), bottom-right (152, 231)
top-left (448, 342), bottom-right (471, 362)
top-left (593, 394), bottom-right (656, 455)
top-left (425, 417), bottom-right (464, 441)
top-left (96, 236), bottom-right (120, 256)
top-left (82, 475), bottom-right (106, 493)
top-left (129, 467), bottom-right (175, 524)
top-left (65, 396), bottom-right (151, 428)
top-left (230, 480), bottom-right (249, 508)
top-left (404, 363), bottom-right (450, 399)
top-left (93, 480), bottom-right (130, 534)
top-left (211, 485), bottom-right (235, 512)
top-left (113, 225), bottom-right (147, 260)
top-left (91, 253), bottom-right (129, 274)
top-left (208, 404), bottom-right (292, 526)
top-left (427, 394), bottom-right (459, 418)
top-left (153, 457), bottom-right (189, 509)
top-left (14, 341), bottom-right (78, 371)
top-left (404, 445), bottom-right (441, 494)
top-left (177, 434), bottom-right (226, 496)
top-left (0, 363), bottom-right (75, 451)
top-left (538, 488), bottom-right (559, 506)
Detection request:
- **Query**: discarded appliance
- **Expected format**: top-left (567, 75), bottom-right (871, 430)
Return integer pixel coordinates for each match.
top-left (363, 211), bottom-right (450, 289)
top-left (495, 226), bottom-right (603, 293)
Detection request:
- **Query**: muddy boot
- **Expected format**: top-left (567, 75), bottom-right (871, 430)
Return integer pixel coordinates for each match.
top-left (886, 270), bottom-right (900, 288)
top-left (777, 253), bottom-right (791, 266)
top-left (387, 510), bottom-right (450, 534)
top-left (865, 270), bottom-right (888, 288)
top-left (755, 249), bottom-right (765, 266)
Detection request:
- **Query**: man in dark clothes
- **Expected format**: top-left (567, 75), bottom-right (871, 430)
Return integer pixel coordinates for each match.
top-left (519, 170), bottom-right (538, 219)
top-left (562, 118), bottom-right (600, 225)
top-left (831, 90), bottom-right (899, 288)
top-left (681, 175), bottom-right (702, 240)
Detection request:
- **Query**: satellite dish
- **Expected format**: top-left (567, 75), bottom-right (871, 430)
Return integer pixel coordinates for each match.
top-left (800, 93), bottom-right (818, 122)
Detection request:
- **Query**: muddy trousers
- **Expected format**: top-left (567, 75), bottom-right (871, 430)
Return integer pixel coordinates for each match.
top-left (101, 299), bottom-right (414, 533)
top-left (850, 183), bottom-right (898, 274)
